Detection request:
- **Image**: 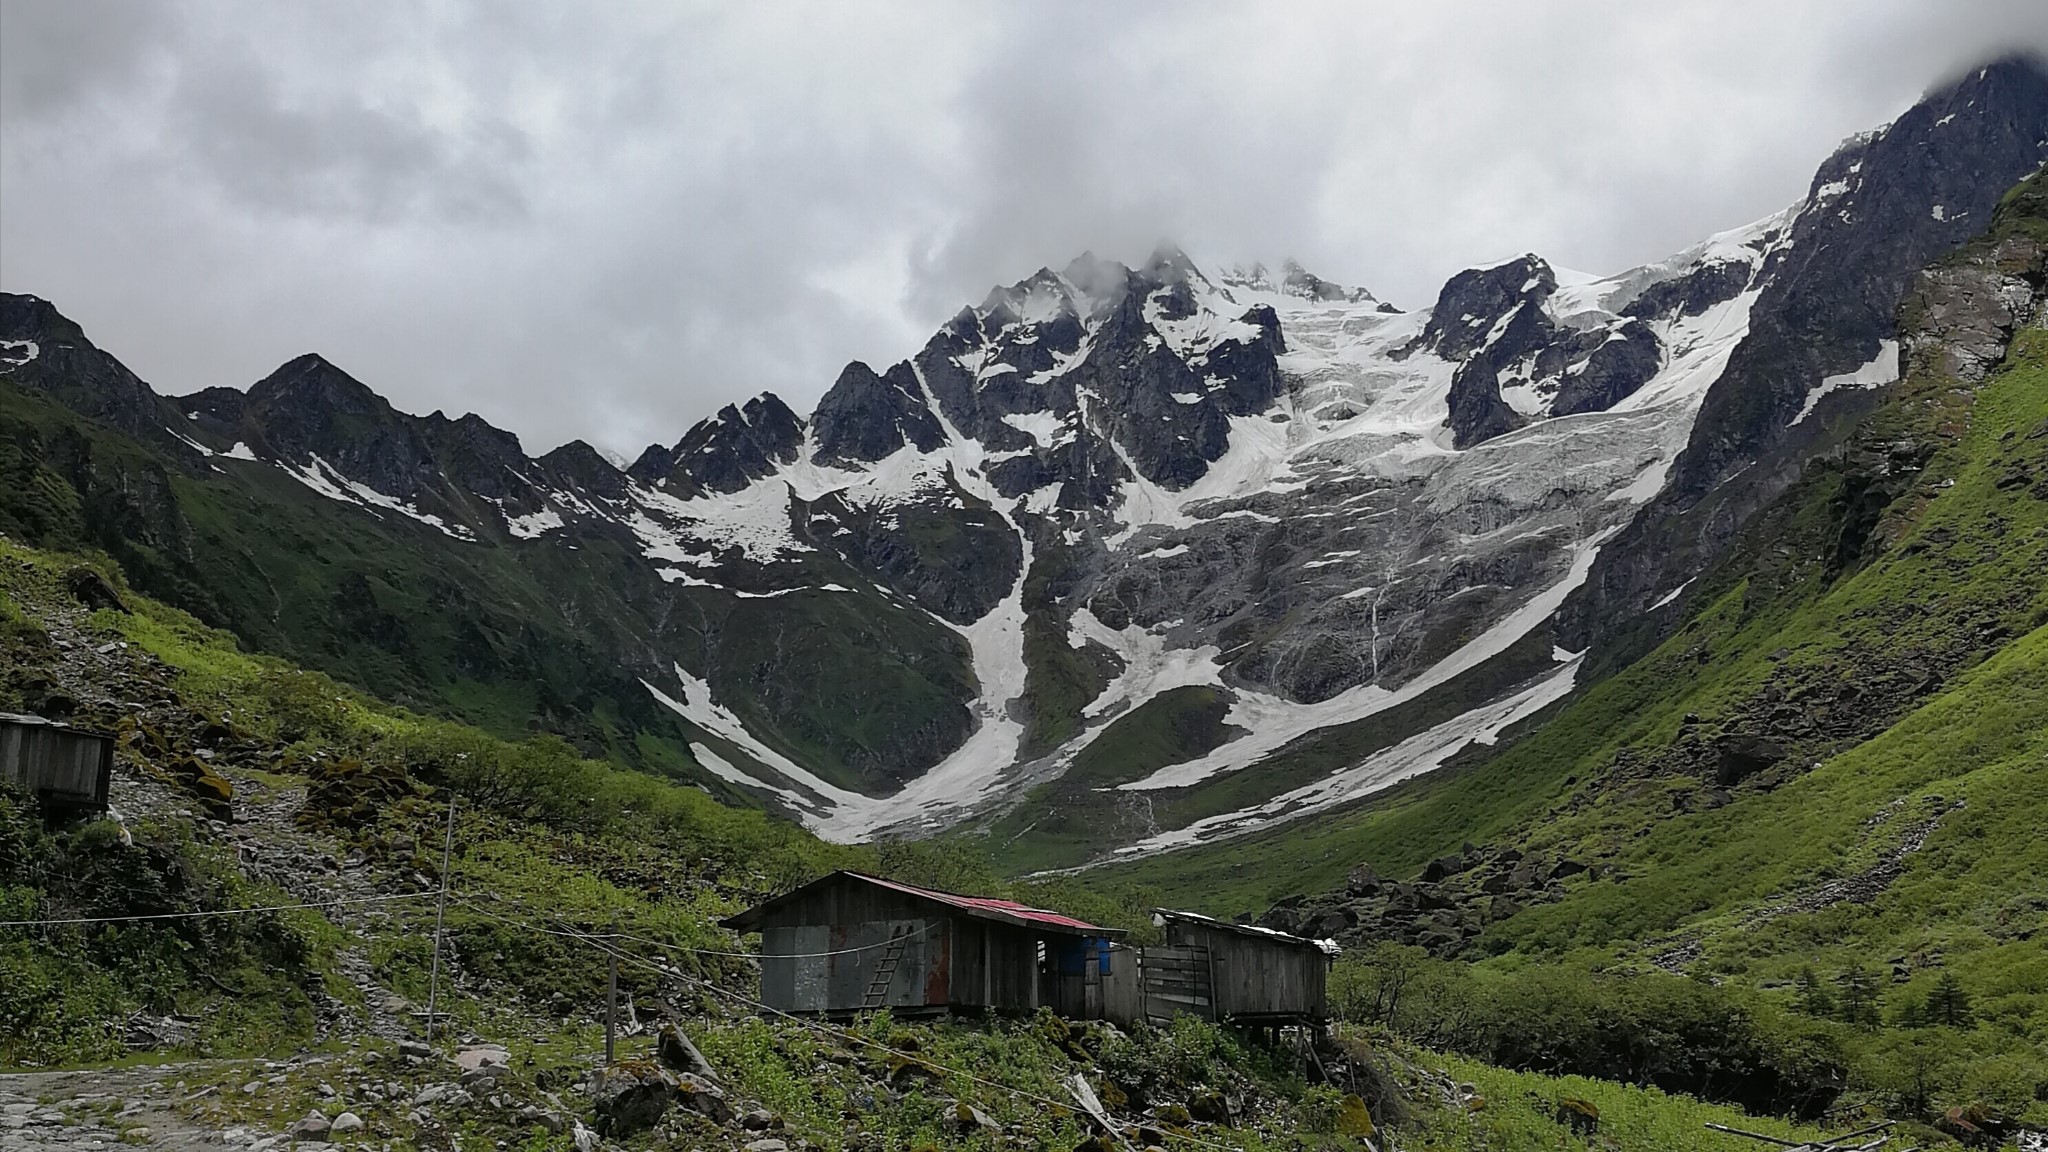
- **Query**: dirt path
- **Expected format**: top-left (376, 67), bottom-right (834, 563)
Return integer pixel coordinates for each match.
top-left (0, 1062), bottom-right (260, 1151)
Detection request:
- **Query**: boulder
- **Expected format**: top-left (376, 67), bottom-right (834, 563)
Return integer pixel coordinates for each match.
top-left (675, 1074), bottom-right (732, 1125)
top-left (590, 1063), bottom-right (684, 1136)
top-left (655, 1024), bottom-right (718, 1083)
top-left (329, 1112), bottom-right (364, 1134)
top-left (1188, 1089), bottom-right (1229, 1123)
top-left (1715, 734), bottom-right (1786, 785)
top-left (1555, 1097), bottom-right (1599, 1135)
top-left (1344, 863), bottom-right (1382, 896)
top-left (67, 567), bottom-right (128, 613)
top-left (951, 1101), bottom-right (1002, 1135)
top-left (1336, 1094), bottom-right (1376, 1138)
top-left (286, 1112), bottom-right (332, 1140)
top-left (517, 1106), bottom-right (565, 1135)
top-left (1420, 854), bottom-right (1466, 882)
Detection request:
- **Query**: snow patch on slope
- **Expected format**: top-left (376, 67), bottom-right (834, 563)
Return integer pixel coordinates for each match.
top-left (644, 664), bottom-right (866, 816)
top-left (1793, 340), bottom-right (1900, 425)
top-left (1119, 657), bottom-right (1580, 855)
top-left (1120, 526), bottom-right (1614, 794)
top-left (0, 339), bottom-right (39, 375)
top-left (816, 534), bottom-right (1037, 842)
top-left (279, 454), bottom-right (477, 542)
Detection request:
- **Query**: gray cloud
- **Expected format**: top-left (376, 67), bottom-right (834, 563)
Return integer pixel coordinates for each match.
top-left (4, 1), bottom-right (2047, 458)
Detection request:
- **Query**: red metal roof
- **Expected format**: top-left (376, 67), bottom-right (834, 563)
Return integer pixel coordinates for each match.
top-left (720, 870), bottom-right (1122, 936)
top-left (849, 872), bottom-right (1115, 934)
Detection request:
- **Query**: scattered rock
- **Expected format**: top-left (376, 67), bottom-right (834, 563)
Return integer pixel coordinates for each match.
top-left (655, 1023), bottom-right (718, 1083)
top-left (453, 1043), bottom-right (509, 1073)
top-left (329, 1111), bottom-right (364, 1134)
top-left (286, 1111), bottom-right (332, 1140)
top-left (590, 1062), bottom-right (685, 1136)
top-left (1555, 1096), bottom-right (1599, 1135)
top-left (952, 1101), bottom-right (1001, 1134)
top-left (518, 1106), bottom-right (565, 1135)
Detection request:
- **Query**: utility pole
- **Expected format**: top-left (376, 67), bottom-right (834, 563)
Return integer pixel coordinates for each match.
top-left (425, 792), bottom-right (457, 1041)
top-left (605, 922), bottom-right (619, 1065)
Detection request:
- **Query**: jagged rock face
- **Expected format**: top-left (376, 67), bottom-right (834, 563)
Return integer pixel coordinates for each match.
top-left (538, 440), bottom-right (633, 501)
top-left (798, 477), bottom-right (1023, 624)
top-left (421, 411), bottom-right (531, 501)
top-left (1561, 54), bottom-right (2048, 662)
top-left (1418, 255), bottom-right (1667, 447)
top-left (661, 394), bottom-right (805, 496)
top-left (1, 293), bottom-right (185, 438)
top-left (1419, 256), bottom-right (1557, 362)
top-left (1549, 320), bottom-right (1661, 416)
top-left (811, 360), bottom-right (945, 465)
top-left (241, 354), bottom-right (449, 502)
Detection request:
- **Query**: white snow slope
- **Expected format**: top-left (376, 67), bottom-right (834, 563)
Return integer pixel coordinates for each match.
top-left (601, 202), bottom-right (1800, 850)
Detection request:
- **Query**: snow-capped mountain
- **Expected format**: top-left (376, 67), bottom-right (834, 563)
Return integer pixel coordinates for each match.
top-left (6, 56), bottom-right (2045, 866)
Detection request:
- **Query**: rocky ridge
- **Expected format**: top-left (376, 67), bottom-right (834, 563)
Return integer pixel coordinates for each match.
top-left (5, 58), bottom-right (2046, 863)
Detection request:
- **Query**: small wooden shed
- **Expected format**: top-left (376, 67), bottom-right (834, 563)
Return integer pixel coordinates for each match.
top-left (721, 871), bottom-right (1124, 1019)
top-left (0, 712), bottom-right (114, 815)
top-left (1103, 909), bottom-right (1336, 1028)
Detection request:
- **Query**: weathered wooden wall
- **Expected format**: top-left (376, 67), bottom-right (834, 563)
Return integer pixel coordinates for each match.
top-left (0, 716), bottom-right (112, 811)
top-left (747, 876), bottom-right (1104, 1017)
top-left (1161, 922), bottom-right (1326, 1022)
top-left (948, 919), bottom-right (1044, 1012)
top-left (760, 917), bottom-right (947, 1014)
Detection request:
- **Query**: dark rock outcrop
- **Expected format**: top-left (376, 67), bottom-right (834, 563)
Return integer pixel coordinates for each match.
top-left (1416, 255), bottom-right (1666, 447)
top-left (812, 360), bottom-right (946, 465)
top-left (1563, 55), bottom-right (2048, 664)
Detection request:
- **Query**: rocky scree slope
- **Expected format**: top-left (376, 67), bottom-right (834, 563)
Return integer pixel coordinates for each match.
top-left (4, 59), bottom-right (2046, 863)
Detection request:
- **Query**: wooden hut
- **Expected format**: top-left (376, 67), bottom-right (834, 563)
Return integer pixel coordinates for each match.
top-left (1103, 909), bottom-right (1335, 1028)
top-left (721, 871), bottom-right (1123, 1018)
top-left (0, 712), bottom-right (113, 815)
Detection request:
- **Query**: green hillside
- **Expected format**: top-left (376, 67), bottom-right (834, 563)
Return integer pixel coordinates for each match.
top-left (0, 375), bottom-right (980, 798)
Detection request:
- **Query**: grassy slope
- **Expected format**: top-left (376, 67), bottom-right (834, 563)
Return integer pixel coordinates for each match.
top-left (2, 536), bottom-right (1852, 1151)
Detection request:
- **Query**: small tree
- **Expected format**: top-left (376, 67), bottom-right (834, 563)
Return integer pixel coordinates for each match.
top-left (1793, 965), bottom-right (1835, 1018)
top-left (1835, 965), bottom-right (1881, 1029)
top-left (1925, 970), bottom-right (1972, 1027)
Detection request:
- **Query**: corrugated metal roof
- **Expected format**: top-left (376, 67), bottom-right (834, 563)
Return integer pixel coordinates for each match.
top-left (720, 870), bottom-right (1122, 936)
top-left (848, 872), bottom-right (1115, 934)
top-left (1153, 907), bottom-right (1341, 956)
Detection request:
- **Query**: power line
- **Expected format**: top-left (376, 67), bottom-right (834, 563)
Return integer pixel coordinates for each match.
top-left (0, 889), bottom-right (438, 928)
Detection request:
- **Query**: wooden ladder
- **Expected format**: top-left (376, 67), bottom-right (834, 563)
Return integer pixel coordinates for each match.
top-left (861, 928), bottom-right (909, 1009)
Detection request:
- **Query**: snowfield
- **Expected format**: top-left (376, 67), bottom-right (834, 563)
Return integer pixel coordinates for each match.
top-left (598, 203), bottom-right (1804, 849)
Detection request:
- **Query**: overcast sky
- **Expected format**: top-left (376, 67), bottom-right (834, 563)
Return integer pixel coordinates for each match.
top-left (5, 2), bottom-right (2047, 458)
